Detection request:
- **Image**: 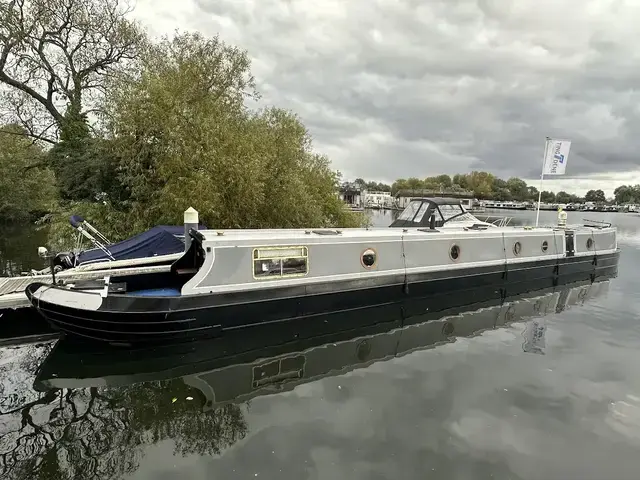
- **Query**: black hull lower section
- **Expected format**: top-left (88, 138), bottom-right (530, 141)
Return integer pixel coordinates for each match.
top-left (27, 252), bottom-right (620, 346)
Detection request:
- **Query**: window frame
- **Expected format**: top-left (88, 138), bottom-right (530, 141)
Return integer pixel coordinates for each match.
top-left (252, 245), bottom-right (309, 280)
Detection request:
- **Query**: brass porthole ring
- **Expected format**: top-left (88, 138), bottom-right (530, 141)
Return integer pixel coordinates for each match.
top-left (586, 238), bottom-right (594, 250)
top-left (513, 241), bottom-right (522, 256)
top-left (361, 247), bottom-right (377, 269)
top-left (541, 240), bottom-right (549, 253)
top-left (449, 244), bottom-right (461, 261)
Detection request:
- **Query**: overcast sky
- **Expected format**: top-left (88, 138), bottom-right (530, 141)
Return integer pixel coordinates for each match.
top-left (132, 0), bottom-right (640, 195)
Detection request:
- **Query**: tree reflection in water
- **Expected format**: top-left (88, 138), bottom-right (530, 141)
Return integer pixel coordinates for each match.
top-left (0, 342), bottom-right (248, 480)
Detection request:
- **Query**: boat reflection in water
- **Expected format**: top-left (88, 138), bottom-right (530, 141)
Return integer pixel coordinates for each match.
top-left (34, 278), bottom-right (613, 409)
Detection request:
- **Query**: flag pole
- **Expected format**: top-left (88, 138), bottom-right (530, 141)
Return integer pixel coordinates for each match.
top-left (535, 137), bottom-right (551, 227)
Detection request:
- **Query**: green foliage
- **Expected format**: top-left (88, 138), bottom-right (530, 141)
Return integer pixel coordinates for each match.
top-left (555, 191), bottom-right (573, 204)
top-left (0, 124), bottom-right (57, 222)
top-left (47, 201), bottom-right (132, 251)
top-left (0, 0), bottom-right (145, 201)
top-left (354, 178), bottom-right (391, 192)
top-left (585, 189), bottom-right (606, 203)
top-left (540, 191), bottom-right (556, 203)
top-left (506, 177), bottom-right (528, 201)
top-left (101, 31), bottom-right (365, 231)
top-left (452, 174), bottom-right (468, 189)
top-left (392, 171), bottom-right (496, 199)
top-left (47, 137), bottom-right (127, 202)
top-left (432, 174), bottom-right (453, 188)
top-left (613, 185), bottom-right (640, 204)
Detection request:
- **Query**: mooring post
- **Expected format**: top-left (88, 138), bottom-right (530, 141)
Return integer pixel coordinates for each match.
top-left (184, 207), bottom-right (199, 251)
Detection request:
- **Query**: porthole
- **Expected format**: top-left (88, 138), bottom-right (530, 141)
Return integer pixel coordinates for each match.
top-left (449, 244), bottom-right (460, 261)
top-left (513, 241), bottom-right (522, 256)
top-left (541, 240), bottom-right (549, 253)
top-left (361, 248), bottom-right (377, 269)
top-left (586, 238), bottom-right (594, 250)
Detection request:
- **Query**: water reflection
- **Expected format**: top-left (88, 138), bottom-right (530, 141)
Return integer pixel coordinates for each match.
top-left (0, 277), bottom-right (613, 479)
top-left (1, 349), bottom-right (247, 479)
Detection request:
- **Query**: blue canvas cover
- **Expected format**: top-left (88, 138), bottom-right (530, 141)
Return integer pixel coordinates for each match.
top-left (77, 226), bottom-right (186, 265)
top-left (156, 225), bottom-right (207, 236)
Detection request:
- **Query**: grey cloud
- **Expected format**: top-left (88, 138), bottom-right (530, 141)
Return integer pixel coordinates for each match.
top-left (188, 0), bottom-right (640, 182)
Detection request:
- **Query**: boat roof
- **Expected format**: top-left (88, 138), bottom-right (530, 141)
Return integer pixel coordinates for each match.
top-left (409, 197), bottom-right (463, 205)
top-left (196, 228), bottom-right (406, 241)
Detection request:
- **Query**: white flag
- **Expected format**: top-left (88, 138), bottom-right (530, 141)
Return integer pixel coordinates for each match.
top-left (542, 139), bottom-right (571, 175)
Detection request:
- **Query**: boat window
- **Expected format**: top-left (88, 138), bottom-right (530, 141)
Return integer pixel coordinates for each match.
top-left (253, 246), bottom-right (309, 279)
top-left (413, 202), bottom-right (429, 223)
top-left (432, 209), bottom-right (444, 224)
top-left (438, 204), bottom-right (478, 223)
top-left (439, 204), bottom-right (464, 220)
top-left (397, 200), bottom-right (422, 221)
top-left (445, 212), bottom-right (477, 223)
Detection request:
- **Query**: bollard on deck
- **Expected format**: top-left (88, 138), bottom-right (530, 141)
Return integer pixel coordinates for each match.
top-left (184, 207), bottom-right (199, 251)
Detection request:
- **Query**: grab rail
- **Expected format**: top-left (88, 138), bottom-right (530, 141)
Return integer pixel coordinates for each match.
top-left (582, 219), bottom-right (612, 228)
top-left (489, 216), bottom-right (513, 227)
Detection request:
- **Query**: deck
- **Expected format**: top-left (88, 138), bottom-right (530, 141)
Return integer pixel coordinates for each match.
top-left (0, 264), bottom-right (172, 309)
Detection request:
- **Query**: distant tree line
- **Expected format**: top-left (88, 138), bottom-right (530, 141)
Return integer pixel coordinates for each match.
top-left (352, 173), bottom-right (629, 205)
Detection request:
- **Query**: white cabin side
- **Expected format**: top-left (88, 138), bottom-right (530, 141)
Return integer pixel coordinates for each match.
top-left (179, 226), bottom-right (617, 296)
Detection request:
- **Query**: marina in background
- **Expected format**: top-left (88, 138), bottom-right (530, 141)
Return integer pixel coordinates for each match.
top-left (339, 184), bottom-right (639, 214)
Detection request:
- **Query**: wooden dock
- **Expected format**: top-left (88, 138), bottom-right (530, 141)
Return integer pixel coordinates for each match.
top-left (0, 275), bottom-right (49, 296)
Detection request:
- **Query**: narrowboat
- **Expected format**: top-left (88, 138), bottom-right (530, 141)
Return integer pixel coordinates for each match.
top-left (25, 198), bottom-right (620, 346)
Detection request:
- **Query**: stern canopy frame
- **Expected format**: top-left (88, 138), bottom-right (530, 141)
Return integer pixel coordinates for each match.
top-left (389, 198), bottom-right (480, 228)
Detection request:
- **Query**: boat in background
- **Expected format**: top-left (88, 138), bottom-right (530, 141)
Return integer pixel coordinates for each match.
top-left (25, 198), bottom-right (620, 346)
top-left (33, 278), bottom-right (613, 403)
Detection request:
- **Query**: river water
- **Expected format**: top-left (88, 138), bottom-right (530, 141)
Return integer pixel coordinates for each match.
top-left (2, 209), bottom-right (640, 480)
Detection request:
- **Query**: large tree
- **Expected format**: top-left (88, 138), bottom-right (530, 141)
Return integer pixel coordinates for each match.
top-left (585, 189), bottom-right (606, 203)
top-left (555, 191), bottom-right (573, 204)
top-left (614, 185), bottom-right (640, 205)
top-left (506, 177), bottom-right (528, 201)
top-left (101, 32), bottom-right (362, 230)
top-left (0, 0), bottom-right (144, 143)
top-left (0, 0), bottom-right (145, 201)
